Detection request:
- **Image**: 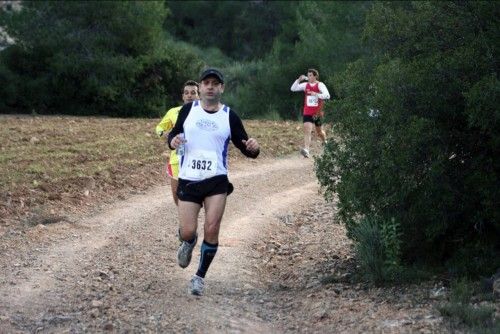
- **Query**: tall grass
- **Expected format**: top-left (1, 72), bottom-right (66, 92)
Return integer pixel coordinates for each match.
top-left (353, 216), bottom-right (402, 284)
top-left (438, 278), bottom-right (499, 332)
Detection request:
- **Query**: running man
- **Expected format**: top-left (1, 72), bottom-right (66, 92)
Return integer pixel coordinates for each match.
top-left (290, 68), bottom-right (330, 158)
top-left (156, 80), bottom-right (199, 205)
top-left (168, 68), bottom-right (260, 295)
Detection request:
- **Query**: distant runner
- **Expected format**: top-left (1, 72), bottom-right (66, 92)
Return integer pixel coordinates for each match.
top-left (156, 80), bottom-right (199, 205)
top-left (291, 68), bottom-right (330, 158)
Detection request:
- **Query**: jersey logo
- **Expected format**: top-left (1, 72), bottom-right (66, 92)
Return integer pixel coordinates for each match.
top-left (196, 119), bottom-right (219, 131)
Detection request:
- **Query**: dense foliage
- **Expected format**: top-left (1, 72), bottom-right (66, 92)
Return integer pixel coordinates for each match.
top-left (316, 1), bottom-right (500, 276)
top-left (164, 0), bottom-right (294, 61)
top-left (223, 1), bottom-right (371, 119)
top-left (0, 1), bottom-right (203, 116)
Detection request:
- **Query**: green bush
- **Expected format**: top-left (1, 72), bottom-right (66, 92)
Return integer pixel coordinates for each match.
top-left (316, 1), bottom-right (500, 275)
top-left (0, 51), bottom-right (19, 112)
top-left (449, 278), bottom-right (474, 304)
top-left (353, 217), bottom-right (385, 283)
top-left (438, 303), bottom-right (496, 329)
top-left (438, 278), bottom-right (498, 333)
top-left (353, 216), bottom-right (403, 284)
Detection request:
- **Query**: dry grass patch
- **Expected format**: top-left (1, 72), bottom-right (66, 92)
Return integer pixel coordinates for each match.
top-left (0, 115), bottom-right (305, 228)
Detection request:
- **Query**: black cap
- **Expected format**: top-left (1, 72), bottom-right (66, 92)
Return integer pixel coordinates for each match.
top-left (200, 68), bottom-right (224, 84)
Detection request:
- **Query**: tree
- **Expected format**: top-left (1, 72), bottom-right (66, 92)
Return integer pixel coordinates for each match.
top-left (224, 1), bottom-right (371, 119)
top-left (164, 0), bottom-right (292, 61)
top-left (0, 1), bottom-right (203, 116)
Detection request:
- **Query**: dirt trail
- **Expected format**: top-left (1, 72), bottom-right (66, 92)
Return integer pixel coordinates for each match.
top-left (0, 156), bottom-right (320, 333)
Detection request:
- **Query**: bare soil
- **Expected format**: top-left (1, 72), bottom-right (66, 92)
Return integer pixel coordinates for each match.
top-left (0, 152), bottom-right (458, 333)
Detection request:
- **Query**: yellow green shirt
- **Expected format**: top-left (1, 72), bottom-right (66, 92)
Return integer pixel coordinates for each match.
top-left (156, 105), bottom-right (182, 165)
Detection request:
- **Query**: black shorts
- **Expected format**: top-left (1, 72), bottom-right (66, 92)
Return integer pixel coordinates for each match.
top-left (303, 115), bottom-right (322, 126)
top-left (177, 175), bottom-right (234, 205)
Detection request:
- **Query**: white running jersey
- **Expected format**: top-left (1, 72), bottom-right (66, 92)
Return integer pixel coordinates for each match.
top-left (178, 100), bottom-right (231, 181)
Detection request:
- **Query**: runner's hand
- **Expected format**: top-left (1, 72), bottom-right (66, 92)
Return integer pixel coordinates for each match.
top-left (242, 138), bottom-right (259, 153)
top-left (170, 134), bottom-right (186, 149)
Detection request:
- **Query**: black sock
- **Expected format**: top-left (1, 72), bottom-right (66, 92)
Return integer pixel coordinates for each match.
top-left (179, 229), bottom-right (197, 244)
top-left (196, 240), bottom-right (218, 278)
top-left (185, 236), bottom-right (196, 244)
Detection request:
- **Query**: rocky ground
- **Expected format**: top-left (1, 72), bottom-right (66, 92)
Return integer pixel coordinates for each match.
top-left (0, 154), bottom-right (495, 333)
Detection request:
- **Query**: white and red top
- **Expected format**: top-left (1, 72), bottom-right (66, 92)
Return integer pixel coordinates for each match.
top-left (291, 80), bottom-right (330, 116)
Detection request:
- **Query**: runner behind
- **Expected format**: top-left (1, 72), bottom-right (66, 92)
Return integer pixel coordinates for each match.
top-left (290, 68), bottom-right (330, 158)
top-left (156, 81), bottom-right (199, 205)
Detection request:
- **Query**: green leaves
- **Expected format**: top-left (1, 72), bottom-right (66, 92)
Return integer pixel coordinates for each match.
top-left (465, 74), bottom-right (500, 136)
top-left (317, 1), bottom-right (500, 276)
top-left (164, 1), bottom-right (293, 61)
top-left (352, 216), bottom-right (402, 284)
top-left (0, 1), bottom-right (202, 116)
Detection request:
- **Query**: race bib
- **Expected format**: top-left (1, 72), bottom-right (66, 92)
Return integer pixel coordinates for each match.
top-left (306, 95), bottom-right (319, 107)
top-left (184, 149), bottom-right (217, 180)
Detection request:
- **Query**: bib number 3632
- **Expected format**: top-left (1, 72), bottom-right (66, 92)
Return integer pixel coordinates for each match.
top-left (191, 159), bottom-right (212, 171)
top-left (185, 150), bottom-right (217, 180)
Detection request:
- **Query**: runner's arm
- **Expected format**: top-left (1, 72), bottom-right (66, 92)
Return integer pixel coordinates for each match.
top-left (290, 80), bottom-right (306, 92)
top-left (167, 103), bottom-right (192, 150)
top-left (155, 106), bottom-right (180, 136)
top-left (317, 82), bottom-right (330, 100)
top-left (229, 110), bottom-right (260, 158)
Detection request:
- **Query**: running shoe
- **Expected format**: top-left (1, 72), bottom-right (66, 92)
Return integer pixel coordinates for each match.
top-left (300, 148), bottom-right (310, 158)
top-left (177, 235), bottom-right (197, 268)
top-left (189, 275), bottom-right (205, 296)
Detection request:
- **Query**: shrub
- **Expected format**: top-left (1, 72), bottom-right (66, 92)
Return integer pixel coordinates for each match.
top-left (353, 216), bottom-right (403, 284)
top-left (316, 1), bottom-right (500, 276)
top-left (438, 303), bottom-right (496, 329)
top-left (353, 217), bottom-right (385, 283)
